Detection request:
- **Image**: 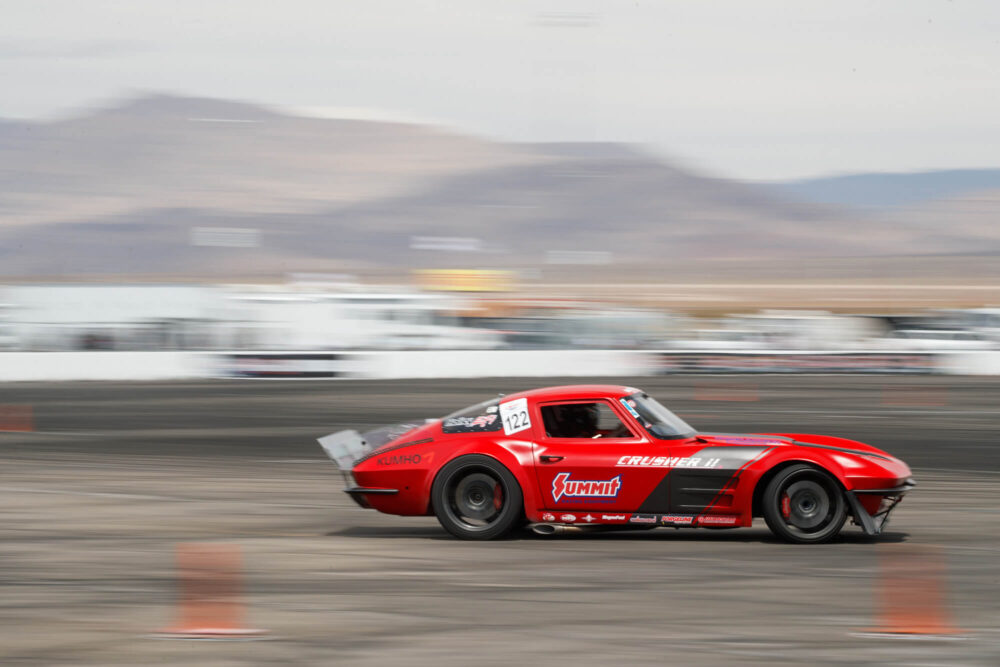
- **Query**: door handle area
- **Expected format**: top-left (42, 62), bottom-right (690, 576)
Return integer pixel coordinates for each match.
top-left (540, 455), bottom-right (564, 463)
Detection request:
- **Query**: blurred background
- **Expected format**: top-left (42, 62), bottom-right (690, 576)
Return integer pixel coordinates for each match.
top-left (2, 1), bottom-right (999, 364)
top-left (3, 2), bottom-right (1000, 665)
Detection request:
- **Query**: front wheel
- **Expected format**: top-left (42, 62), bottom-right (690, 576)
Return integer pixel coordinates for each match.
top-left (762, 464), bottom-right (847, 544)
top-left (431, 455), bottom-right (524, 540)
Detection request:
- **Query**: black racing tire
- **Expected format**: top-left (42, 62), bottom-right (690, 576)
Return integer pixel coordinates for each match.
top-left (762, 464), bottom-right (847, 544)
top-left (431, 455), bottom-right (524, 540)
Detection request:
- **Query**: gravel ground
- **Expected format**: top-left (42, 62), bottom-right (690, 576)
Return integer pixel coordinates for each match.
top-left (2, 376), bottom-right (998, 665)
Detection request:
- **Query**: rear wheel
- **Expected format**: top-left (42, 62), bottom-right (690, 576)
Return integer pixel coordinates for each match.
top-left (431, 455), bottom-right (523, 540)
top-left (762, 464), bottom-right (847, 544)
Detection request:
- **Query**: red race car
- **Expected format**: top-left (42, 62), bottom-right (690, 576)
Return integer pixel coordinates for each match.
top-left (319, 384), bottom-right (914, 543)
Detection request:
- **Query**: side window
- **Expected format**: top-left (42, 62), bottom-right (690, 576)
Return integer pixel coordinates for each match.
top-left (540, 402), bottom-right (634, 439)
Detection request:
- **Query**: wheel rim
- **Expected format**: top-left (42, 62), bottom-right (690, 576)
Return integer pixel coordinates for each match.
top-left (778, 474), bottom-right (840, 536)
top-left (445, 470), bottom-right (507, 531)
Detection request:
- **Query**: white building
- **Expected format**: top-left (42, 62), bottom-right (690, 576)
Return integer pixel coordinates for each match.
top-left (0, 284), bottom-right (228, 351)
top-left (0, 283), bottom-right (500, 351)
top-left (223, 288), bottom-right (501, 350)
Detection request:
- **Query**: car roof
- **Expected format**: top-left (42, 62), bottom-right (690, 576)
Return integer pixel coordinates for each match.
top-left (502, 384), bottom-right (638, 403)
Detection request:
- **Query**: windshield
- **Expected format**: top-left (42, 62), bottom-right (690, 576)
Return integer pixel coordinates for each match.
top-left (621, 392), bottom-right (695, 440)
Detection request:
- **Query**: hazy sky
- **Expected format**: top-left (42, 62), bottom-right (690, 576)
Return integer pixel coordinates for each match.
top-left (4, 1), bottom-right (999, 180)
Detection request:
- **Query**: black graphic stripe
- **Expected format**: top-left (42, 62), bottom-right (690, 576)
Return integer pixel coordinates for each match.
top-left (700, 432), bottom-right (892, 461)
top-left (636, 445), bottom-right (771, 514)
top-left (636, 471), bottom-right (672, 513)
top-left (695, 446), bottom-right (774, 520)
top-left (789, 440), bottom-right (891, 461)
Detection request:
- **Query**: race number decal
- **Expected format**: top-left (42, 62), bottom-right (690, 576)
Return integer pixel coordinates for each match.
top-left (499, 397), bottom-right (532, 435)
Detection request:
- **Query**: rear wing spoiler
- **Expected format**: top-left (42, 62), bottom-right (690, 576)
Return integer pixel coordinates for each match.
top-left (318, 430), bottom-right (371, 471)
top-left (318, 422), bottom-right (426, 471)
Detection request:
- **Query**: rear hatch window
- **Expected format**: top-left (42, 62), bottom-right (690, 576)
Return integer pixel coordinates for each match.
top-left (441, 398), bottom-right (503, 433)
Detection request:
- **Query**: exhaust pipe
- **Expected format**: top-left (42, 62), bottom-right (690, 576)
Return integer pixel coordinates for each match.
top-left (529, 523), bottom-right (583, 536)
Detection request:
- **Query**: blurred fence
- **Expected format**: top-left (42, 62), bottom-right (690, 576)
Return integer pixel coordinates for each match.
top-left (2, 350), bottom-right (1000, 382)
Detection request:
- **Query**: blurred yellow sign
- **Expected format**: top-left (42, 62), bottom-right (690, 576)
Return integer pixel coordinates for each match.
top-left (415, 269), bottom-right (514, 292)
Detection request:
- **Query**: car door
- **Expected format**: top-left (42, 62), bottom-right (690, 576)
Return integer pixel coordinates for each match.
top-left (531, 398), bottom-right (671, 521)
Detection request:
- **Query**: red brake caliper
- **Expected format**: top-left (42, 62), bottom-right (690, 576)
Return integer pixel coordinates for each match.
top-left (781, 494), bottom-right (791, 520)
top-left (494, 483), bottom-right (504, 511)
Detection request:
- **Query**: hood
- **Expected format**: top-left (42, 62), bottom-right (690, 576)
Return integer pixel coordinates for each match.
top-left (698, 432), bottom-right (894, 459)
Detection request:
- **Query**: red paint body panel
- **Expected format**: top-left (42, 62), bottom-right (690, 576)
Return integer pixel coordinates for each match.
top-left (345, 385), bottom-right (913, 530)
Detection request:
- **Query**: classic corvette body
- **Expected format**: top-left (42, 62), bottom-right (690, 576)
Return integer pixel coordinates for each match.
top-left (319, 385), bottom-right (914, 543)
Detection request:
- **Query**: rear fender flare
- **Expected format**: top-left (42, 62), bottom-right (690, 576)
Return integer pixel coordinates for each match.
top-left (423, 441), bottom-right (539, 516)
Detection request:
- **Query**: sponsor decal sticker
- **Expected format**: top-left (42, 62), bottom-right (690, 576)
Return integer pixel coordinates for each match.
top-left (551, 472), bottom-right (622, 503)
top-left (442, 414), bottom-right (502, 433)
top-left (661, 515), bottom-right (695, 525)
top-left (698, 515), bottom-right (739, 526)
top-left (444, 415), bottom-right (497, 428)
top-left (582, 514), bottom-right (595, 523)
top-left (376, 453), bottom-right (422, 465)
top-left (560, 514), bottom-right (577, 523)
top-left (629, 514), bottom-right (658, 524)
top-left (601, 514), bottom-right (628, 521)
top-left (615, 455), bottom-right (722, 469)
top-left (542, 513), bottom-right (555, 522)
top-left (499, 397), bottom-right (532, 436)
top-left (619, 397), bottom-right (641, 418)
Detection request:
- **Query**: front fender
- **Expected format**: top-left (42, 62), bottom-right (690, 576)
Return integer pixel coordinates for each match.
top-left (746, 447), bottom-right (853, 493)
top-left (761, 432), bottom-right (911, 491)
top-left (746, 441), bottom-right (913, 531)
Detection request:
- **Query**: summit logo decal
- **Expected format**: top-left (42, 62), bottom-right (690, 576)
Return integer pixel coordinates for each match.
top-left (551, 473), bottom-right (622, 503)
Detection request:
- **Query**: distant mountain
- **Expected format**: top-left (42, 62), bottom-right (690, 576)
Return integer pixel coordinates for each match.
top-left (0, 93), bottom-right (549, 230)
top-left (771, 169), bottom-right (1000, 209)
top-left (875, 187), bottom-right (1000, 251)
top-left (1, 94), bottom-right (998, 280)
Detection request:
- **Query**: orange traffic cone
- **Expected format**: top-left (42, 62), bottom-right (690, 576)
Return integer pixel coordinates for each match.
top-left (158, 543), bottom-right (266, 639)
top-left (864, 544), bottom-right (964, 637)
top-left (0, 404), bottom-right (34, 432)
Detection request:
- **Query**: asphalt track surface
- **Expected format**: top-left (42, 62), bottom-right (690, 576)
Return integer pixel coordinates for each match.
top-left (2, 376), bottom-right (1000, 665)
